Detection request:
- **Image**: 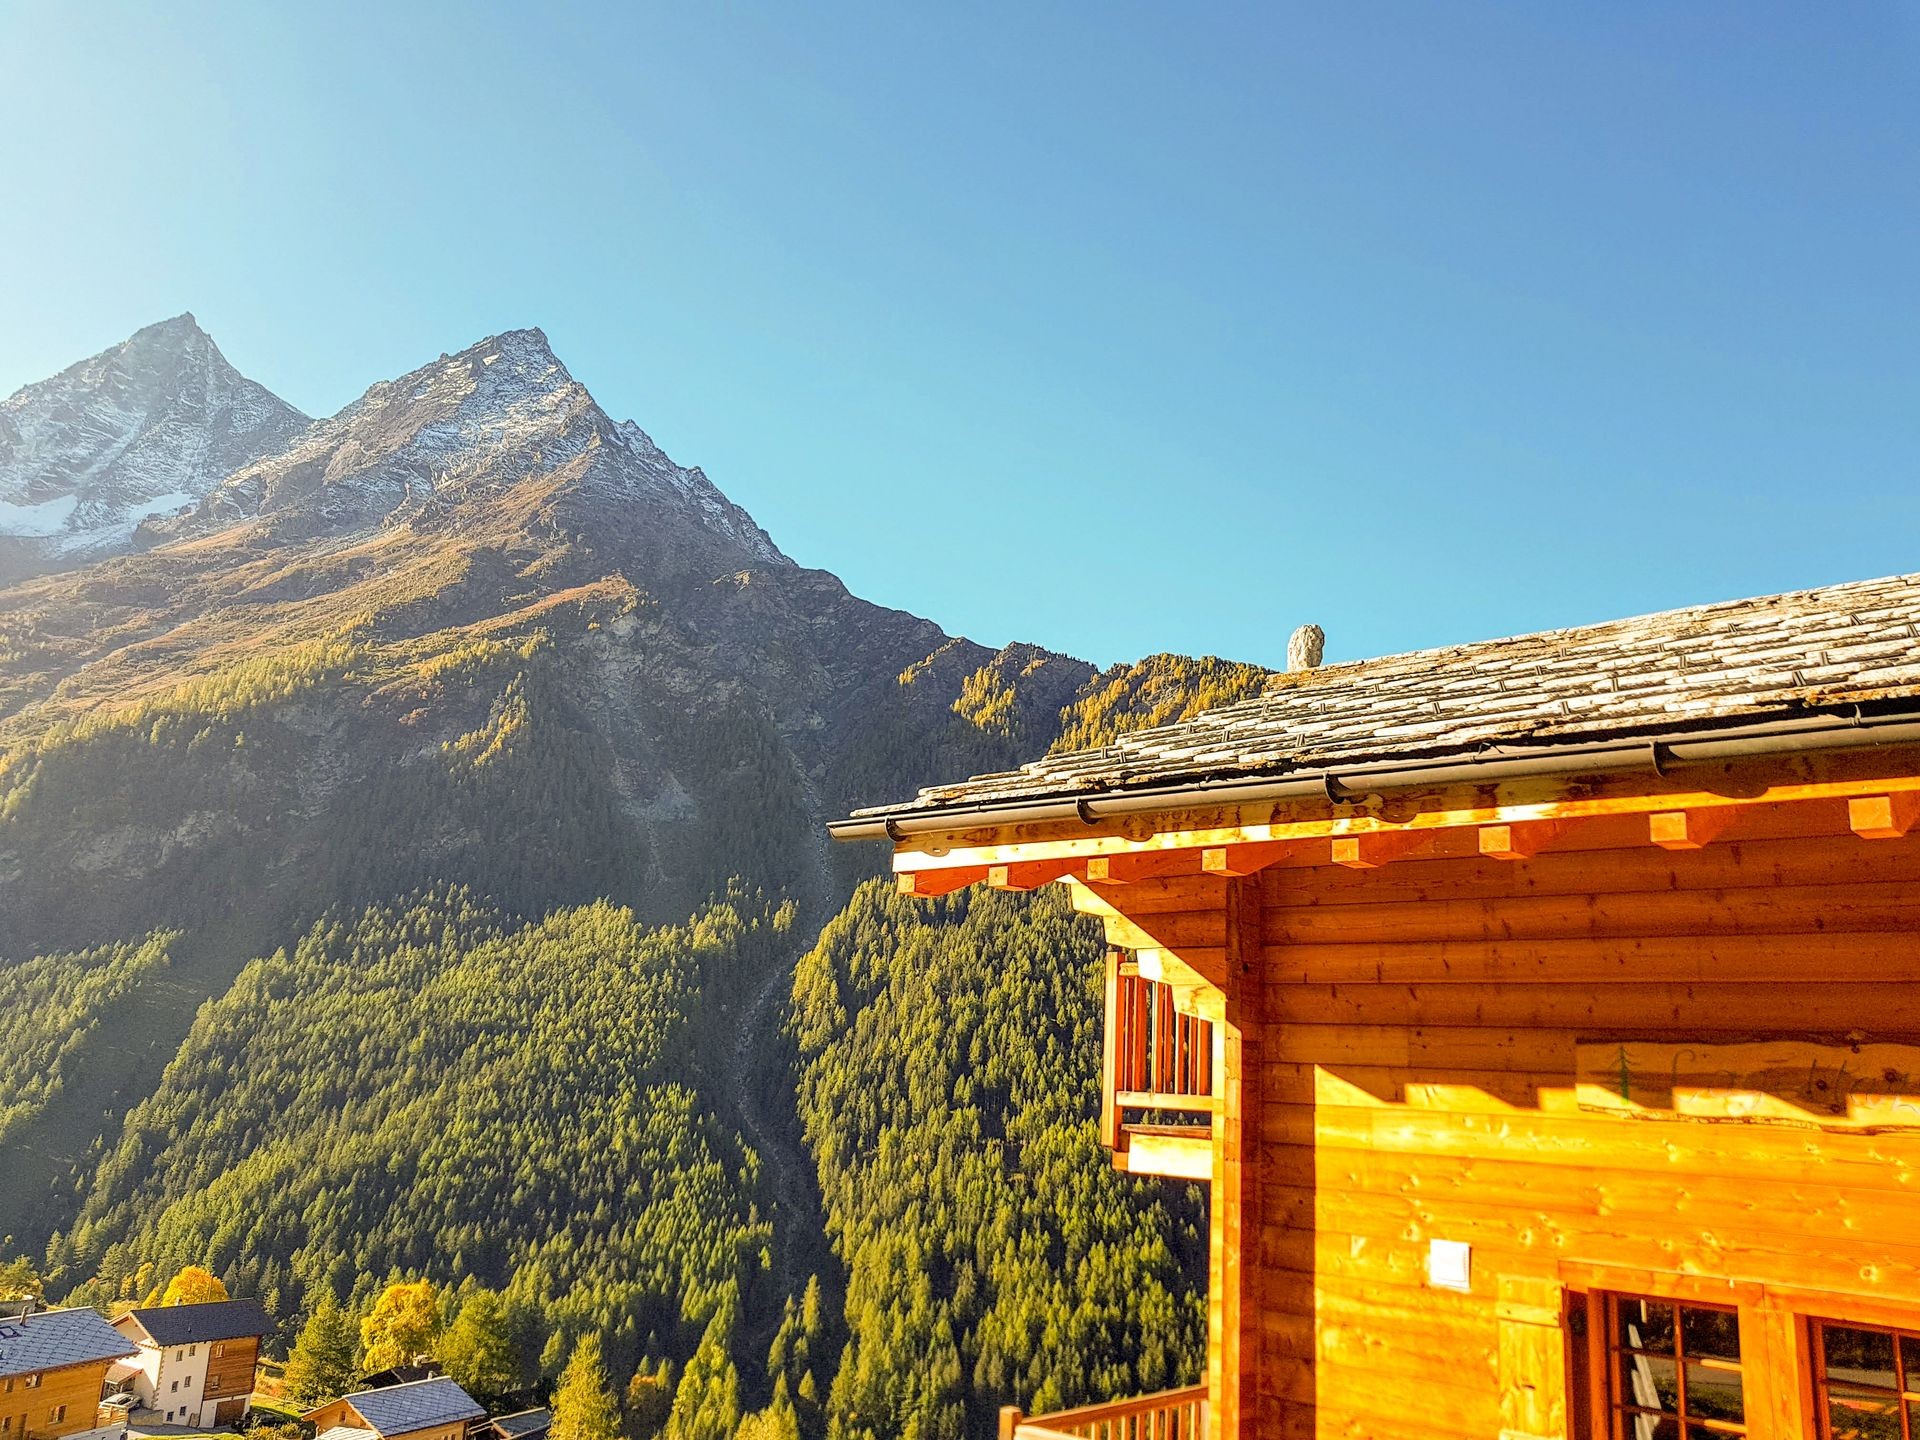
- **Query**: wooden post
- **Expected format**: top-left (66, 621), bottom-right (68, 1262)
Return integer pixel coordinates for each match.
top-left (998, 1405), bottom-right (1022, 1440)
top-left (1101, 949), bottom-right (1122, 1151)
top-left (1208, 875), bottom-right (1262, 1440)
top-left (1496, 1275), bottom-right (1568, 1440)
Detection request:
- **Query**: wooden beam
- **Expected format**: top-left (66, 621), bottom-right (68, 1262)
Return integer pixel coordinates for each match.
top-left (1087, 851), bottom-right (1201, 884)
top-left (896, 868), bottom-right (987, 897)
top-left (884, 743), bottom-right (1920, 872)
top-left (1478, 819), bottom-right (1570, 860)
top-left (1330, 830), bottom-right (1433, 869)
top-left (1202, 841), bottom-right (1294, 877)
top-left (985, 859), bottom-right (1080, 890)
top-left (1649, 809), bottom-right (1731, 850)
top-left (1848, 793), bottom-right (1920, 840)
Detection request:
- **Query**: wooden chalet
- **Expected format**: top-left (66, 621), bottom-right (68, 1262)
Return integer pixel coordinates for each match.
top-left (110, 1298), bottom-right (274, 1427)
top-left (0, 1306), bottom-right (137, 1440)
top-left (831, 573), bottom-right (1920, 1440)
top-left (305, 1375), bottom-right (487, 1440)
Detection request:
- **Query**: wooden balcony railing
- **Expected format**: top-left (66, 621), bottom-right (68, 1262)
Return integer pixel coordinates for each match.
top-left (1102, 950), bottom-right (1215, 1152)
top-left (1000, 1383), bottom-right (1208, 1440)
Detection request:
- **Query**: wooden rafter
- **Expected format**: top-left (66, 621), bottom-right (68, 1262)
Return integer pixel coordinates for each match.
top-left (890, 746), bottom-right (1920, 880)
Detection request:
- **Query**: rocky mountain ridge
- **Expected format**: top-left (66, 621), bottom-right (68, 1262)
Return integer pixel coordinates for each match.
top-left (0, 315), bottom-right (1268, 1296)
top-left (0, 314), bottom-right (309, 583)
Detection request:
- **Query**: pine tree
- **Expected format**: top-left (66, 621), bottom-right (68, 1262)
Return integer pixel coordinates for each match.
top-left (664, 1304), bottom-right (739, 1440)
top-left (284, 1296), bottom-right (359, 1408)
top-left (735, 1381), bottom-right (801, 1440)
top-left (360, 1280), bottom-right (440, 1373)
top-left (441, 1290), bottom-right (518, 1400)
top-left (550, 1334), bottom-right (621, 1440)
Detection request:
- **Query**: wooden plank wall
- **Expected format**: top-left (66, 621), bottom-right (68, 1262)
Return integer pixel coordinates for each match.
top-left (1, 1360), bottom-right (113, 1439)
top-left (203, 1337), bottom-right (259, 1404)
top-left (1103, 830), bottom-right (1920, 1440)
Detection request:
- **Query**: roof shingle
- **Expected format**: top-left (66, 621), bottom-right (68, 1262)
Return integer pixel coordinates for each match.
top-left (346, 1377), bottom-right (485, 1437)
top-left (121, 1299), bottom-right (275, 1346)
top-left (0, 1307), bottom-right (138, 1379)
top-left (853, 572), bottom-right (1920, 821)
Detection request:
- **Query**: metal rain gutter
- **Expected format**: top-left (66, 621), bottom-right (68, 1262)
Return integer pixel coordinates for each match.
top-left (826, 709), bottom-right (1920, 843)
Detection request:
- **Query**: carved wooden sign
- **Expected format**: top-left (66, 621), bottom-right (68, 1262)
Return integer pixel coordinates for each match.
top-left (1575, 1040), bottom-right (1920, 1132)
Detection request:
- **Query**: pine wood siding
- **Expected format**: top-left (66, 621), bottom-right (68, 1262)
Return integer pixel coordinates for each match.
top-left (201, 1337), bottom-right (258, 1405)
top-left (1159, 830), bottom-right (1920, 1439)
top-left (1, 1361), bottom-right (112, 1440)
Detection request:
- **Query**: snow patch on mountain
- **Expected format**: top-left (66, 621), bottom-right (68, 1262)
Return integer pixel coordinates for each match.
top-left (190, 327), bottom-right (790, 569)
top-left (0, 314), bottom-right (308, 577)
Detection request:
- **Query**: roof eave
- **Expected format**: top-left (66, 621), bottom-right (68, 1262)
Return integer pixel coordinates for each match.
top-left (830, 704), bottom-right (1920, 842)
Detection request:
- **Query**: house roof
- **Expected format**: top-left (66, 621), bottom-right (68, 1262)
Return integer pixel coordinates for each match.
top-left (489, 1410), bottom-right (550, 1440)
top-left (0, 1307), bottom-right (139, 1379)
top-left (344, 1376), bottom-right (486, 1436)
top-left (844, 572), bottom-right (1920, 826)
top-left (119, 1299), bottom-right (276, 1346)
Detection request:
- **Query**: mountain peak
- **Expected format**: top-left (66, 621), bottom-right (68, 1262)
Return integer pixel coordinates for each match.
top-left (0, 318), bottom-right (308, 582)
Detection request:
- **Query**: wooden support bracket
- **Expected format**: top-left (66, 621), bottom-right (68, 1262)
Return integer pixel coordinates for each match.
top-left (1087, 851), bottom-right (1202, 884)
top-left (1649, 809), bottom-right (1732, 851)
top-left (1848, 793), bottom-right (1920, 840)
top-left (986, 859), bottom-right (1082, 891)
top-left (897, 867), bottom-right (989, 897)
top-left (1202, 842), bottom-right (1294, 877)
top-left (1478, 819), bottom-right (1570, 860)
top-left (1330, 830), bottom-right (1433, 869)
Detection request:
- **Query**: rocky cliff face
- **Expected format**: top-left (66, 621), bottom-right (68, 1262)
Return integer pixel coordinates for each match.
top-left (0, 315), bottom-right (309, 583)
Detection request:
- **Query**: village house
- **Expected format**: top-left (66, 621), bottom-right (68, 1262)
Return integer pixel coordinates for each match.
top-left (480, 1408), bottom-right (549, 1440)
top-left (0, 1306), bottom-right (137, 1440)
top-left (108, 1299), bottom-right (273, 1428)
top-left (833, 573), bottom-right (1920, 1440)
top-left (304, 1375), bottom-right (486, 1440)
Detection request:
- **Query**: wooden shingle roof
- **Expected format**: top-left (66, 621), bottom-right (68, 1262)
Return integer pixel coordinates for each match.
top-left (852, 572), bottom-right (1920, 823)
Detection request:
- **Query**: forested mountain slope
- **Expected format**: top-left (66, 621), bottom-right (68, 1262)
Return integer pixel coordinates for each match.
top-left (791, 884), bottom-right (1207, 1440)
top-left (0, 317), bottom-right (1264, 1438)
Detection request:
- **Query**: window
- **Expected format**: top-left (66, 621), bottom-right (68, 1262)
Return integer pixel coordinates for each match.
top-left (50, 1405), bottom-right (66, 1423)
top-left (1606, 1293), bottom-right (1747, 1437)
top-left (22, 1376), bottom-right (39, 1391)
top-left (170, 1380), bottom-right (179, 1393)
top-left (212, 1343), bottom-right (225, 1358)
top-left (1817, 1321), bottom-right (1920, 1440)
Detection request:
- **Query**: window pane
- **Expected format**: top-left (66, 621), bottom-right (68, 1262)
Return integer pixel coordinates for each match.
top-left (1825, 1326), bottom-right (1899, 1391)
top-left (1625, 1414), bottom-right (1682, 1440)
top-left (1622, 1353), bottom-right (1681, 1413)
top-left (1825, 1385), bottom-right (1903, 1440)
top-left (1685, 1363), bottom-right (1745, 1425)
top-left (1901, 1336), bottom-right (1920, 1391)
top-left (1621, 1298), bottom-right (1678, 1355)
top-left (1684, 1428), bottom-right (1723, 1440)
top-left (1681, 1306), bottom-right (1742, 1364)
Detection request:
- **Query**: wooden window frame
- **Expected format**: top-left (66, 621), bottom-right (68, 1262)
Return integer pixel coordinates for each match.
top-left (1598, 1290), bottom-right (1750, 1438)
top-left (1811, 1317), bottom-right (1920, 1440)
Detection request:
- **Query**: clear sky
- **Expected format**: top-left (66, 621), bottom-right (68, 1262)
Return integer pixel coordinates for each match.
top-left (2, 3), bottom-right (1914, 669)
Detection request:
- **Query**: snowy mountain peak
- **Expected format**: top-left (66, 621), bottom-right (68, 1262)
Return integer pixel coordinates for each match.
top-left (184, 326), bottom-right (790, 572)
top-left (0, 316), bottom-right (309, 583)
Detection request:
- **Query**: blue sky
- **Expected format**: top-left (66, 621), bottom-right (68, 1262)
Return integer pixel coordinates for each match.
top-left (1, 3), bottom-right (1914, 669)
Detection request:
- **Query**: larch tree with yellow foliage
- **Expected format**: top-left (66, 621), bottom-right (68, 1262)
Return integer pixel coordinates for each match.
top-left (154, 1265), bottom-right (228, 1307)
top-left (360, 1280), bottom-right (441, 1373)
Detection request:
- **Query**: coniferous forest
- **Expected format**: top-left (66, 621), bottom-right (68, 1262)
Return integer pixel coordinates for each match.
top-left (0, 315), bottom-right (1262, 1440)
